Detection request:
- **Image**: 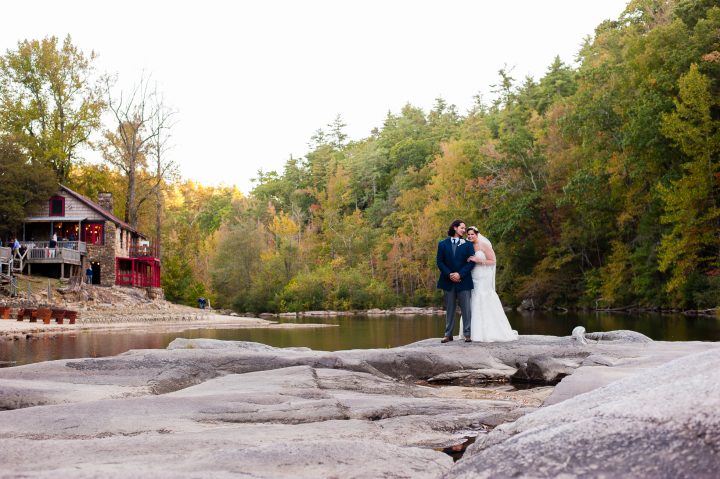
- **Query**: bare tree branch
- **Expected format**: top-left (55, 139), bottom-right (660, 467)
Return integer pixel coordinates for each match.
top-left (101, 73), bottom-right (176, 230)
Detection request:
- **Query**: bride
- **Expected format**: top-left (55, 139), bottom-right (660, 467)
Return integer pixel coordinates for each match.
top-left (459, 226), bottom-right (518, 342)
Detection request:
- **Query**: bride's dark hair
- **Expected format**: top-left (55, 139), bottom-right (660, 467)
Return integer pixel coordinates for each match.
top-left (467, 226), bottom-right (479, 234)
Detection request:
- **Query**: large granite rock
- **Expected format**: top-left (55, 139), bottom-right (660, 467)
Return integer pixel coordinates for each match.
top-left (0, 332), bottom-right (718, 478)
top-left (0, 363), bottom-right (526, 478)
top-left (448, 348), bottom-right (720, 478)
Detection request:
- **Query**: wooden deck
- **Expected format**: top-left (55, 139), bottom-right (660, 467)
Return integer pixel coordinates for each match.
top-left (26, 247), bottom-right (81, 265)
top-left (26, 241), bottom-right (88, 254)
top-left (9, 244), bottom-right (82, 279)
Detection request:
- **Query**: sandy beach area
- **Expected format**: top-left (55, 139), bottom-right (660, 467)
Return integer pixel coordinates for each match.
top-left (1, 283), bottom-right (334, 337)
top-left (0, 312), bottom-right (335, 337)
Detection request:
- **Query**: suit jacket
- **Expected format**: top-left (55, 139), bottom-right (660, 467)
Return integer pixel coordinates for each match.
top-left (436, 237), bottom-right (475, 291)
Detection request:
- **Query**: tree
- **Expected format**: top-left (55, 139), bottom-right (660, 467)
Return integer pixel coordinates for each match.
top-left (0, 35), bottom-right (104, 181)
top-left (101, 74), bottom-right (174, 228)
top-left (328, 114), bottom-right (348, 149)
top-left (427, 97), bottom-right (461, 142)
top-left (148, 94), bottom-right (177, 257)
top-left (657, 64), bottom-right (720, 299)
top-left (162, 182), bottom-right (240, 306)
top-left (0, 136), bottom-right (56, 235)
top-left (534, 56), bottom-right (576, 115)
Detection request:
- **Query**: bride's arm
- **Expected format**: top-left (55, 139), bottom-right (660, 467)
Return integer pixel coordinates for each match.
top-left (478, 243), bottom-right (496, 265)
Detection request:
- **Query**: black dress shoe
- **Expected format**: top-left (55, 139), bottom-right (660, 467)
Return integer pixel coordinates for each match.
top-left (464, 337), bottom-right (472, 342)
top-left (441, 336), bottom-right (453, 343)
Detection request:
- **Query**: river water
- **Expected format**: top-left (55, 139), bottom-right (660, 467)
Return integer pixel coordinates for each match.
top-left (1, 310), bottom-right (718, 367)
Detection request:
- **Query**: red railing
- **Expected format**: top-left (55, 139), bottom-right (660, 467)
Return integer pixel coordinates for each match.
top-left (116, 272), bottom-right (156, 288)
top-left (115, 257), bottom-right (161, 288)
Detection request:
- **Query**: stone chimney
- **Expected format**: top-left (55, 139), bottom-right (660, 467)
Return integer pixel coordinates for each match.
top-left (97, 192), bottom-right (114, 214)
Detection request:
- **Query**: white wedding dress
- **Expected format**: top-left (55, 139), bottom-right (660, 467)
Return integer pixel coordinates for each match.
top-left (460, 235), bottom-right (518, 342)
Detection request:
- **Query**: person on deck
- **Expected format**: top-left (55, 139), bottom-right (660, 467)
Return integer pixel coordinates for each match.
top-left (48, 235), bottom-right (57, 258)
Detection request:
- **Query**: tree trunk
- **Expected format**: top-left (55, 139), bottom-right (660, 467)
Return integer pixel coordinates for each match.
top-left (126, 162), bottom-right (137, 227)
top-left (155, 161), bottom-right (162, 258)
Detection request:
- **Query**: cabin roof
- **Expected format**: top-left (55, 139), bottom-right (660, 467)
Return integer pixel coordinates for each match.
top-left (24, 216), bottom-right (87, 222)
top-left (58, 184), bottom-right (145, 238)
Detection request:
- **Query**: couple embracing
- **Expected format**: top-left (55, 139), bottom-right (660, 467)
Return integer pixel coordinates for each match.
top-left (436, 219), bottom-right (518, 343)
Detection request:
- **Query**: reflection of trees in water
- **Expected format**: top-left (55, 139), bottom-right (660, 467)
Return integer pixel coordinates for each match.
top-left (507, 311), bottom-right (703, 342)
top-left (663, 316), bottom-right (689, 341)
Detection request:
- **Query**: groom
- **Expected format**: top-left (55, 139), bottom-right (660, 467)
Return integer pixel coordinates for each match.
top-left (436, 219), bottom-right (475, 343)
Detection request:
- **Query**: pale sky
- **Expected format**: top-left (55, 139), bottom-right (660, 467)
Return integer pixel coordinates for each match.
top-left (3, 1), bottom-right (629, 193)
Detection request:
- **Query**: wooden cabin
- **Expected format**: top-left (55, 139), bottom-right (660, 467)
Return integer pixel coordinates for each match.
top-left (14, 185), bottom-right (161, 290)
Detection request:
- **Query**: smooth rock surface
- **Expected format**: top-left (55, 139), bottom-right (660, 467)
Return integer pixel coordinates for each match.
top-left (0, 332), bottom-right (718, 478)
top-left (448, 348), bottom-right (720, 479)
top-left (0, 364), bottom-right (524, 478)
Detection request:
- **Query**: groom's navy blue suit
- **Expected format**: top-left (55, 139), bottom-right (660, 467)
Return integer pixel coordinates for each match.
top-left (437, 237), bottom-right (475, 339)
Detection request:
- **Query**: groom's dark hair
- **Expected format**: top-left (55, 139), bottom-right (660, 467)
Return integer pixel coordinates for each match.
top-left (447, 219), bottom-right (465, 237)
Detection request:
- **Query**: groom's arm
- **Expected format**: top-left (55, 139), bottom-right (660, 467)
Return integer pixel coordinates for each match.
top-left (458, 245), bottom-right (475, 278)
top-left (436, 242), bottom-right (452, 278)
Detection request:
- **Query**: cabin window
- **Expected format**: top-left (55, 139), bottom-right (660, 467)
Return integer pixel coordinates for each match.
top-left (49, 196), bottom-right (65, 217)
top-left (82, 222), bottom-right (104, 245)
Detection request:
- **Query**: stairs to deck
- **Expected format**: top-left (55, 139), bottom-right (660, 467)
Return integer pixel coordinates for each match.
top-left (11, 258), bottom-right (23, 273)
top-left (11, 249), bottom-right (26, 273)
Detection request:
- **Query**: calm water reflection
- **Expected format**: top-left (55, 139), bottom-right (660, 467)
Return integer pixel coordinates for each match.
top-left (1, 311), bottom-right (718, 367)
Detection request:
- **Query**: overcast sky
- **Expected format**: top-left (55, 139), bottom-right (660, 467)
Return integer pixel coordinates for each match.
top-left (3, 1), bottom-right (629, 193)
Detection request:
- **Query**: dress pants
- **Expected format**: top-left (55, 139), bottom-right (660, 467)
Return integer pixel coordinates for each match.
top-left (444, 288), bottom-right (472, 338)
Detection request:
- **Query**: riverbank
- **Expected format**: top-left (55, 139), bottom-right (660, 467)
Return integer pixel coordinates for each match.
top-left (268, 306), bottom-right (446, 318)
top-left (0, 312), bottom-right (336, 338)
top-left (0, 284), bottom-right (334, 337)
top-left (261, 305), bottom-right (719, 318)
top-left (0, 330), bottom-right (718, 477)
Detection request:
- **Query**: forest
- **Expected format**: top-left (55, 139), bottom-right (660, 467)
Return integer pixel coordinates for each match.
top-left (1, 0), bottom-right (718, 313)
